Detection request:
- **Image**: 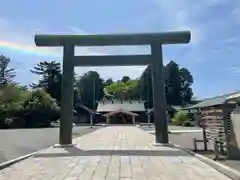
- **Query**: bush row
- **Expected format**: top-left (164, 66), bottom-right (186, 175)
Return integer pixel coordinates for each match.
top-left (0, 85), bottom-right (59, 129)
top-left (171, 111), bottom-right (193, 126)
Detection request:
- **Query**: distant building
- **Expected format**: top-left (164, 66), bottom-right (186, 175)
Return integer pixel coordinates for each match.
top-left (183, 91), bottom-right (240, 111)
top-left (183, 90), bottom-right (240, 126)
top-left (74, 103), bottom-right (98, 124)
top-left (146, 107), bottom-right (171, 124)
top-left (96, 100), bottom-right (147, 124)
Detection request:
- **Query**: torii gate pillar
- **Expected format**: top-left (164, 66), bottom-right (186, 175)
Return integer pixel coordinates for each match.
top-left (34, 31), bottom-right (191, 145)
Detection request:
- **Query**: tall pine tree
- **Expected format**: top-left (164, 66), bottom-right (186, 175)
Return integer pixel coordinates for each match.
top-left (0, 55), bottom-right (16, 87)
top-left (30, 61), bottom-right (62, 103)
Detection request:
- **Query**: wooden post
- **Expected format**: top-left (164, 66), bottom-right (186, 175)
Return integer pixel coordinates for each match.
top-left (223, 107), bottom-right (231, 158)
top-left (90, 115), bottom-right (93, 128)
top-left (214, 139), bottom-right (219, 160)
top-left (151, 44), bottom-right (169, 144)
top-left (193, 138), bottom-right (197, 151)
top-left (132, 116), bottom-right (136, 125)
top-left (202, 124), bottom-right (208, 151)
top-left (148, 114), bottom-right (151, 126)
top-left (59, 44), bottom-right (74, 145)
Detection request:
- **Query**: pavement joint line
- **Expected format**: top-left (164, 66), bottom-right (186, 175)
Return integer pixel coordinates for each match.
top-left (0, 125), bottom-right (103, 170)
top-left (170, 142), bottom-right (240, 180)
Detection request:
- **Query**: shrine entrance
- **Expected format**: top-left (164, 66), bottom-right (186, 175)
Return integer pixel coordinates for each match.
top-left (34, 31), bottom-right (191, 145)
top-left (103, 109), bottom-right (138, 124)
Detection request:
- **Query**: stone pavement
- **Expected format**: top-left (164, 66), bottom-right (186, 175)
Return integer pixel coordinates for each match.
top-left (0, 126), bottom-right (232, 180)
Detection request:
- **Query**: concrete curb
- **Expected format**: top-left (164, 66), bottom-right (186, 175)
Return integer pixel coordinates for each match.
top-left (149, 131), bottom-right (174, 134)
top-left (0, 152), bottom-right (35, 170)
top-left (0, 145), bottom-right (53, 170)
top-left (172, 143), bottom-right (240, 180)
top-left (149, 130), bottom-right (202, 134)
top-left (143, 127), bottom-right (240, 179)
top-left (0, 126), bottom-right (103, 170)
top-left (75, 124), bottom-right (107, 127)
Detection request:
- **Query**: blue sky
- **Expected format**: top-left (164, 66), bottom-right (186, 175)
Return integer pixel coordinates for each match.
top-left (0, 0), bottom-right (240, 99)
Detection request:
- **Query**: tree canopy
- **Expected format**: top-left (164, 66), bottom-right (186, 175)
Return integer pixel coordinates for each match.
top-left (0, 55), bottom-right (16, 87)
top-left (105, 79), bottom-right (140, 100)
top-left (139, 61), bottom-right (193, 107)
top-left (30, 61), bottom-right (62, 103)
top-left (0, 52), bottom-right (194, 128)
top-left (75, 71), bottom-right (105, 109)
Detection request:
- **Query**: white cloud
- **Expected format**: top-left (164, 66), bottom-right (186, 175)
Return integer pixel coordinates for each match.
top-left (68, 26), bottom-right (88, 35)
top-left (231, 1), bottom-right (240, 22)
top-left (140, 0), bottom-right (239, 66)
top-left (75, 66), bottom-right (146, 81)
top-left (68, 26), bottom-right (151, 56)
top-left (203, 0), bottom-right (227, 6)
top-left (225, 66), bottom-right (240, 75)
top-left (0, 17), bottom-right (35, 46)
top-left (67, 26), bottom-right (147, 79)
top-left (150, 0), bottom-right (205, 45)
top-left (151, 0), bottom-right (231, 44)
top-left (0, 18), bottom-right (147, 85)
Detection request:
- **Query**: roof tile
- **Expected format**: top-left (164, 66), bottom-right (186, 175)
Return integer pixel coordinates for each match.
top-left (97, 100), bottom-right (145, 112)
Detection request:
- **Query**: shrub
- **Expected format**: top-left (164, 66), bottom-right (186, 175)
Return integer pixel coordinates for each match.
top-left (183, 120), bottom-right (193, 127)
top-left (171, 111), bottom-right (189, 125)
top-left (23, 89), bottom-right (59, 128)
top-left (0, 85), bottom-right (29, 115)
top-left (0, 85), bottom-right (29, 128)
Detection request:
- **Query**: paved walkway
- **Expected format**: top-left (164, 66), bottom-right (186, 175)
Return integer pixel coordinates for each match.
top-left (0, 126), bottom-right (232, 180)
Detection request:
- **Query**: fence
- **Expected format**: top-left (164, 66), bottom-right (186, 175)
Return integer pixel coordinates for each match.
top-left (201, 107), bottom-right (232, 159)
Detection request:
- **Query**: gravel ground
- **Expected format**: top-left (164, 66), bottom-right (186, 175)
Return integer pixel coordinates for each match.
top-left (140, 125), bottom-right (212, 150)
top-left (140, 125), bottom-right (240, 173)
top-left (0, 126), bottom-right (101, 164)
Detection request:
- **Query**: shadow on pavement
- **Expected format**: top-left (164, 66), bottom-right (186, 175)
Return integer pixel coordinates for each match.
top-left (34, 146), bottom-right (190, 158)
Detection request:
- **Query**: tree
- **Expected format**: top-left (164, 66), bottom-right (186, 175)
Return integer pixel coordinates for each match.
top-left (0, 84), bottom-right (29, 117)
top-left (105, 78), bottom-right (114, 86)
top-left (0, 84), bottom-right (30, 128)
top-left (0, 84), bottom-right (60, 128)
top-left (139, 61), bottom-right (194, 106)
top-left (125, 79), bottom-right (140, 100)
top-left (75, 71), bottom-right (104, 109)
top-left (165, 61), bottom-right (182, 105)
top-left (105, 79), bottom-right (140, 100)
top-left (30, 61), bottom-right (62, 103)
top-left (179, 68), bottom-right (193, 103)
top-left (23, 89), bottom-right (59, 127)
top-left (165, 62), bottom-right (194, 104)
top-left (138, 66), bottom-right (153, 108)
top-left (121, 76), bottom-right (130, 83)
top-left (105, 81), bottom-right (126, 99)
top-left (0, 55), bottom-right (16, 87)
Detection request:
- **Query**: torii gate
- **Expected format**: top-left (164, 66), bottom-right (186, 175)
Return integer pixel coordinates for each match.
top-left (34, 31), bottom-right (191, 146)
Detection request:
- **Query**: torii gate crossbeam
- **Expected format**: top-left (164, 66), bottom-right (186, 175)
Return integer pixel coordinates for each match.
top-left (35, 31), bottom-right (191, 146)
